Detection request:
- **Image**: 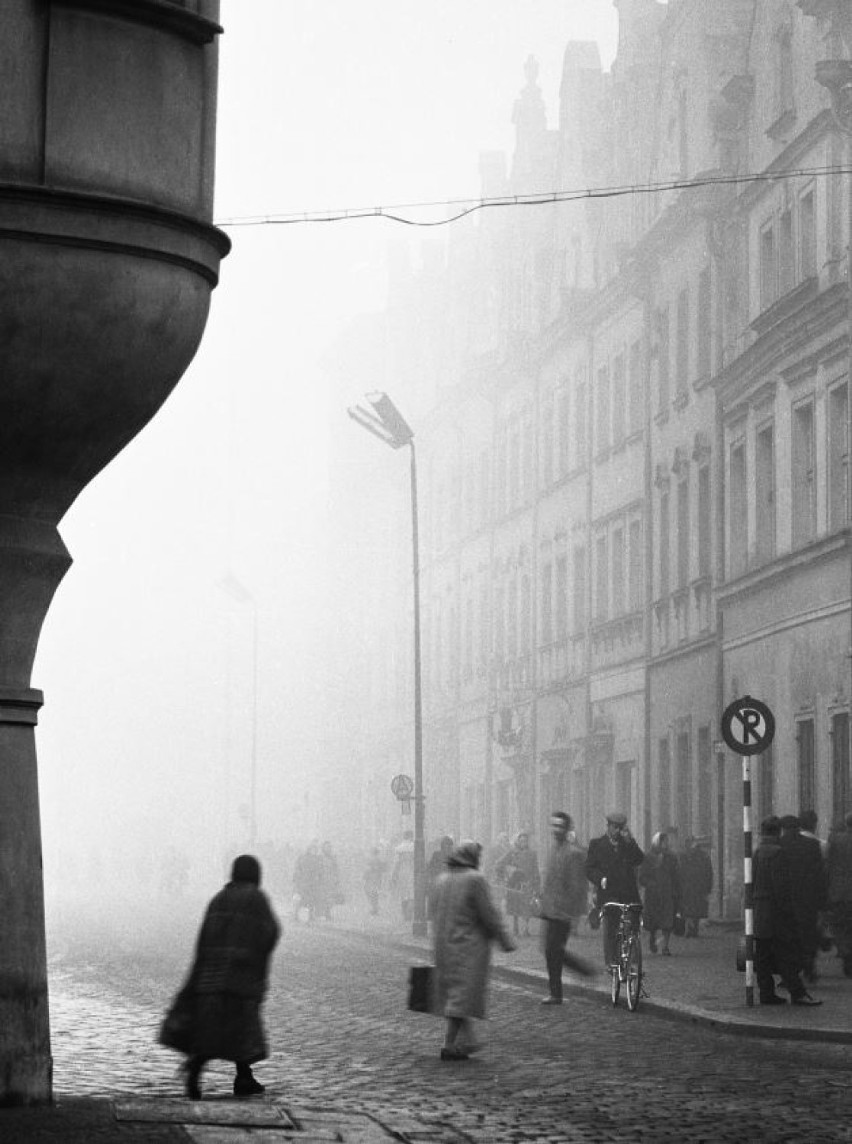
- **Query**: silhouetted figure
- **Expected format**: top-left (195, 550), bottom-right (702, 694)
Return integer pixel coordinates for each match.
top-left (754, 818), bottom-right (821, 1007)
top-left (538, 812), bottom-right (594, 1005)
top-left (159, 854), bottom-right (280, 1099)
top-left (680, 836), bottom-right (713, 938)
top-left (495, 830), bottom-right (541, 937)
top-left (639, 832), bottom-right (681, 956)
top-left (779, 814), bottom-right (826, 982)
top-left (432, 841), bottom-right (515, 1060)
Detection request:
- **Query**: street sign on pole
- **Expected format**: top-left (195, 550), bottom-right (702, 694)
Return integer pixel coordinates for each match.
top-left (720, 695), bottom-right (776, 1009)
top-left (391, 774), bottom-right (414, 801)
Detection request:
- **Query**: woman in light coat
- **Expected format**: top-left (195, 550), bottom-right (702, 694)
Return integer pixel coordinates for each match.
top-left (431, 841), bottom-right (516, 1060)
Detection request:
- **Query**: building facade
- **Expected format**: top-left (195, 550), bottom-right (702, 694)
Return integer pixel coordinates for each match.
top-left (327, 0), bottom-right (852, 918)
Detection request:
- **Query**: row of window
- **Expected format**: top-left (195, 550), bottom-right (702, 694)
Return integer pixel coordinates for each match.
top-left (759, 186), bottom-right (816, 313)
top-left (728, 382), bottom-right (848, 578)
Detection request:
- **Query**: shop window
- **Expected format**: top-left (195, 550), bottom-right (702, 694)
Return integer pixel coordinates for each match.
top-left (832, 712), bottom-right (850, 823)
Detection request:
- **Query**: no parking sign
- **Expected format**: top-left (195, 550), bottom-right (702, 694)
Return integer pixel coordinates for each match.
top-left (720, 694), bottom-right (775, 1008)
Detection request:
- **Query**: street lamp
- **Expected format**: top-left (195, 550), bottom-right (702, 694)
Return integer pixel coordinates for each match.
top-left (218, 573), bottom-right (259, 849)
top-left (348, 391), bottom-right (427, 937)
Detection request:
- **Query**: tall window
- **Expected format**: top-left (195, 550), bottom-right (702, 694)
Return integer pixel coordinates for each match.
top-left (540, 562), bottom-right (553, 645)
top-left (574, 367), bottom-right (587, 465)
top-left (677, 730), bottom-right (692, 835)
top-left (697, 726), bottom-right (712, 836)
top-left (479, 450), bottom-right (491, 528)
top-left (494, 581), bottom-right (505, 660)
top-left (755, 421), bottom-right (776, 564)
top-left (612, 526), bottom-right (625, 616)
top-left (697, 268), bottom-right (711, 380)
top-left (520, 574), bottom-right (531, 654)
top-left (792, 399), bottom-right (816, 547)
top-left (596, 365), bottom-right (610, 454)
top-left (760, 222), bottom-right (777, 310)
top-left (659, 487), bottom-right (670, 597)
top-left (478, 580), bottom-right (489, 670)
top-left (797, 718), bottom-right (815, 814)
top-left (508, 427), bottom-right (520, 510)
top-left (833, 712), bottom-right (850, 822)
top-left (659, 737), bottom-right (672, 827)
top-left (595, 533), bottom-right (609, 621)
top-left (756, 745), bottom-right (774, 823)
top-left (800, 188), bottom-right (816, 279)
top-left (829, 383), bottom-right (849, 531)
top-left (557, 386), bottom-right (571, 476)
top-left (541, 395), bottom-right (554, 488)
top-left (629, 340), bottom-right (644, 435)
top-left (657, 308), bottom-right (670, 412)
top-left (555, 555), bottom-right (568, 640)
top-left (507, 577), bottom-right (518, 659)
top-left (777, 26), bottom-right (794, 116)
top-left (676, 475), bottom-right (690, 588)
top-left (676, 287), bottom-right (690, 395)
top-left (730, 440), bottom-right (748, 577)
top-left (779, 207), bottom-right (794, 296)
top-left (573, 546), bottom-right (587, 632)
top-left (612, 355), bottom-right (626, 445)
top-left (628, 518), bottom-right (643, 611)
top-left (697, 464), bottom-right (711, 577)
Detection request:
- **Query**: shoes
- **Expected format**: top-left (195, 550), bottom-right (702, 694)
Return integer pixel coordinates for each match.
top-left (759, 995), bottom-right (787, 1005)
top-left (791, 993), bottom-right (823, 1007)
top-left (182, 1060), bottom-right (202, 1101)
top-left (440, 1047), bottom-right (470, 1061)
top-left (540, 996), bottom-right (563, 1006)
top-left (234, 1074), bottom-right (265, 1097)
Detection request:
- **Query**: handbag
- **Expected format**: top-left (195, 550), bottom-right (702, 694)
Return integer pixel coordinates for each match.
top-left (407, 964), bottom-right (435, 1014)
top-left (672, 912), bottom-right (686, 937)
top-left (157, 984), bottom-right (196, 1053)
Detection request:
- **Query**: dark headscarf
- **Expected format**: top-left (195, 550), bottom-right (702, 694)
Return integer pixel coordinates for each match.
top-left (448, 840), bottom-right (482, 869)
top-left (231, 854), bottom-right (261, 886)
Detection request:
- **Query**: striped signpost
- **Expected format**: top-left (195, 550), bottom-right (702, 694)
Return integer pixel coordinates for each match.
top-left (720, 695), bottom-right (776, 1008)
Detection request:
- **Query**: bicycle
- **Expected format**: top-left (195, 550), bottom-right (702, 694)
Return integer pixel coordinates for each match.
top-left (602, 901), bottom-right (643, 1011)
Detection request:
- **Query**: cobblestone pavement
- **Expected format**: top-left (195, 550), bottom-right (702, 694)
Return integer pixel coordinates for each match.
top-left (45, 918), bottom-right (852, 1143)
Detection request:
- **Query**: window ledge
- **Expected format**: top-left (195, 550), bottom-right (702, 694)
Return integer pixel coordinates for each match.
top-left (751, 276), bottom-right (818, 338)
top-left (766, 106), bottom-right (797, 142)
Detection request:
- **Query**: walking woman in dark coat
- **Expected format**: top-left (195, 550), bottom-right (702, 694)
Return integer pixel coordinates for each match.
top-left (639, 832), bottom-right (681, 955)
top-left (160, 854), bottom-right (280, 1099)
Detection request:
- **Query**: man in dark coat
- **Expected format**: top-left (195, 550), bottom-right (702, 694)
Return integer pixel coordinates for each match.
top-left (680, 836), bottom-right (714, 937)
top-left (779, 814), bottom-right (826, 981)
top-left (753, 817), bottom-right (820, 1006)
top-left (585, 811), bottom-right (644, 967)
top-left (162, 854), bottom-right (281, 1099)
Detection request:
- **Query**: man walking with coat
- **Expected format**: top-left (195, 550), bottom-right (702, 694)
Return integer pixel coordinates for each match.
top-left (754, 817), bottom-right (821, 1006)
top-left (539, 812), bottom-right (595, 1005)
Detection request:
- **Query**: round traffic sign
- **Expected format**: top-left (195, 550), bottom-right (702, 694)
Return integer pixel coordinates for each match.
top-left (390, 773), bottom-right (414, 800)
top-left (720, 695), bottom-right (775, 756)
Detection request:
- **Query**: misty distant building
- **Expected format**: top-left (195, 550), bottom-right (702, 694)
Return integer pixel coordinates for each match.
top-left (328, 0), bottom-right (852, 919)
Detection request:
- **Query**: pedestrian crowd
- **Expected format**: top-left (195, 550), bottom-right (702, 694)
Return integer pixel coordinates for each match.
top-left (154, 803), bottom-right (852, 1094)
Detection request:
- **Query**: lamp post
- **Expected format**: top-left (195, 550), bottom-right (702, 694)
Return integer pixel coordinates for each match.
top-left (218, 574), bottom-right (259, 849)
top-left (348, 392), bottom-right (427, 937)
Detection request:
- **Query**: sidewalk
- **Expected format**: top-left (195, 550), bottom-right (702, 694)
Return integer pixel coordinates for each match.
top-left (337, 906), bottom-right (852, 1044)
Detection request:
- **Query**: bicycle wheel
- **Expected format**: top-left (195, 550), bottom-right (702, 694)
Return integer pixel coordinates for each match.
top-left (626, 936), bottom-right (643, 1011)
top-left (610, 961), bottom-right (620, 1005)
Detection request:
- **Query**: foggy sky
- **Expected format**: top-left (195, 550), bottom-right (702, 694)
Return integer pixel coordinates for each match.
top-left (33, 2), bottom-right (619, 907)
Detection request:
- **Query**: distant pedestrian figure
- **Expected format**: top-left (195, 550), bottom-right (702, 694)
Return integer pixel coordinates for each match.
top-left (363, 847), bottom-right (386, 916)
top-left (754, 817), bottom-right (821, 1006)
top-left (292, 841), bottom-right (323, 922)
top-left (432, 841), bottom-right (516, 1060)
top-left (495, 830), bottom-right (541, 936)
top-left (319, 841), bottom-right (344, 920)
top-left (639, 832), bottom-right (682, 956)
top-left (779, 814), bottom-right (826, 982)
top-left (427, 835), bottom-right (454, 922)
top-left (679, 836), bottom-right (714, 937)
top-left (538, 812), bottom-right (595, 1005)
top-left (159, 854), bottom-right (281, 1099)
top-left (390, 831), bottom-right (415, 921)
top-left (586, 812), bottom-right (644, 968)
top-left (826, 812), bottom-right (852, 976)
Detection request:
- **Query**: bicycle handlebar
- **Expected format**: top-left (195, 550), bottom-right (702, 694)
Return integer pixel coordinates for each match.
top-left (601, 901), bottom-right (642, 911)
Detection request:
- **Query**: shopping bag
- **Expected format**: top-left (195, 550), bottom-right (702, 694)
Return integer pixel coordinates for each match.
top-left (407, 964), bottom-right (435, 1013)
top-left (157, 984), bottom-right (196, 1053)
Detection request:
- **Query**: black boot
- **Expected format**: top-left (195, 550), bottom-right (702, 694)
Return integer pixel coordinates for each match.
top-left (183, 1056), bottom-right (205, 1100)
top-left (234, 1062), bottom-right (265, 1097)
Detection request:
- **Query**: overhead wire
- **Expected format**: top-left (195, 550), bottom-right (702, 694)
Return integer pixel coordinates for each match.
top-left (214, 163), bottom-right (852, 230)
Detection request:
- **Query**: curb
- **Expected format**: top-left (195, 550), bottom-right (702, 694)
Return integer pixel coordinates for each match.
top-left (339, 924), bottom-right (852, 1046)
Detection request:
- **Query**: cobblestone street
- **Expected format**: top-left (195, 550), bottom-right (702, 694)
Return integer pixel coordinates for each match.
top-left (45, 920), bottom-right (852, 1142)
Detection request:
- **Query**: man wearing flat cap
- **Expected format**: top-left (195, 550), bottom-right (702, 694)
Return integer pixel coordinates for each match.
top-left (585, 812), bottom-right (644, 967)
